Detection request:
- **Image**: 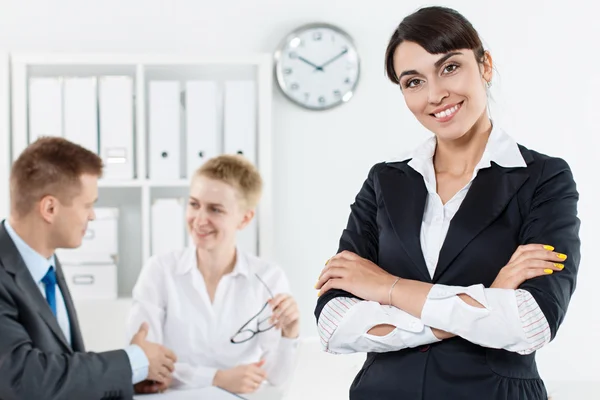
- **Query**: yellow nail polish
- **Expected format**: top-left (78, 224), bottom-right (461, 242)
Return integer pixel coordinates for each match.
top-left (554, 263), bottom-right (564, 270)
top-left (317, 291), bottom-right (321, 297)
top-left (543, 245), bottom-right (554, 251)
top-left (544, 269), bottom-right (553, 274)
top-left (556, 253), bottom-right (567, 260)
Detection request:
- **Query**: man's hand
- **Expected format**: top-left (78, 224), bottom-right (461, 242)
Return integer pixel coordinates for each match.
top-left (213, 360), bottom-right (267, 394)
top-left (491, 244), bottom-right (566, 289)
top-left (134, 377), bottom-right (172, 394)
top-left (131, 323), bottom-right (178, 384)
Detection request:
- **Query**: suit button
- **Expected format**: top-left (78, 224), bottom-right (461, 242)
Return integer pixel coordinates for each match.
top-left (419, 345), bottom-right (430, 352)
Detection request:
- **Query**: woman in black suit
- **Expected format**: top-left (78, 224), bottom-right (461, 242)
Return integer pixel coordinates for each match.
top-left (314, 6), bottom-right (580, 400)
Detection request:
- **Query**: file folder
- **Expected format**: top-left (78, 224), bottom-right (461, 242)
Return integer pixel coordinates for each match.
top-left (28, 77), bottom-right (63, 143)
top-left (99, 76), bottom-right (134, 180)
top-left (151, 198), bottom-right (186, 256)
top-left (224, 81), bottom-right (256, 164)
top-left (185, 81), bottom-right (220, 178)
top-left (63, 77), bottom-right (99, 153)
top-left (148, 81), bottom-right (181, 180)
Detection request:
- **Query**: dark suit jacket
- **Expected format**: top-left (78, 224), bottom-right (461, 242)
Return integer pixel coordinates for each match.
top-left (315, 145), bottom-right (581, 400)
top-left (0, 221), bottom-right (134, 400)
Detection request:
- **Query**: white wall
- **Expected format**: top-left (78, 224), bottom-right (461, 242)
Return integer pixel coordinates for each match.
top-left (1, 0), bottom-right (598, 383)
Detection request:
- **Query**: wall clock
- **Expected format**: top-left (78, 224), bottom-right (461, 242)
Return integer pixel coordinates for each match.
top-left (274, 23), bottom-right (360, 111)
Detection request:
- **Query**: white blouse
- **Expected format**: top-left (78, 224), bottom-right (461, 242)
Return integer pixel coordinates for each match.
top-left (127, 247), bottom-right (298, 390)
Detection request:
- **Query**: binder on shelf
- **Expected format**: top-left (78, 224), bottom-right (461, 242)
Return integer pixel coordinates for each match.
top-left (28, 77), bottom-right (63, 143)
top-left (148, 81), bottom-right (181, 180)
top-left (99, 76), bottom-right (134, 180)
top-left (63, 77), bottom-right (99, 154)
top-left (185, 81), bottom-right (220, 178)
top-left (224, 81), bottom-right (257, 165)
top-left (151, 198), bottom-right (185, 256)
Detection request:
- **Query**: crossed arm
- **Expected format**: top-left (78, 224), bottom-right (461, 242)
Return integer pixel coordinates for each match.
top-left (314, 158), bottom-right (580, 355)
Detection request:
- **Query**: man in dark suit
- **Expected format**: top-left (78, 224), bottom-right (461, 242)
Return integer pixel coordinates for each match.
top-left (0, 137), bottom-right (177, 399)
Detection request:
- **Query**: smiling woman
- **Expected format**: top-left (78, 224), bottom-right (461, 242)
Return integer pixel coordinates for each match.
top-left (314, 6), bottom-right (580, 400)
top-left (127, 155), bottom-right (301, 395)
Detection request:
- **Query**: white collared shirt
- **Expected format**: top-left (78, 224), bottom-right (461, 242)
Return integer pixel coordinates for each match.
top-left (127, 247), bottom-right (298, 390)
top-left (318, 126), bottom-right (551, 355)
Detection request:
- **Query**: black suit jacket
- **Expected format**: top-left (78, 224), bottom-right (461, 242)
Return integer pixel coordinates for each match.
top-left (315, 145), bottom-right (581, 400)
top-left (0, 221), bottom-right (134, 400)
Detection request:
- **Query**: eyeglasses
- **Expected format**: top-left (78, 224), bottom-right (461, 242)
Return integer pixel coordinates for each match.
top-left (230, 274), bottom-right (276, 344)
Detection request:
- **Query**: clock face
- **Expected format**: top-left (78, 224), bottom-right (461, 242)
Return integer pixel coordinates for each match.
top-left (274, 23), bottom-right (360, 110)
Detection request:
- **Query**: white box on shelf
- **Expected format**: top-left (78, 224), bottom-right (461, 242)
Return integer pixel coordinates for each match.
top-left (56, 207), bottom-right (119, 265)
top-left (28, 77), bottom-right (63, 143)
top-left (63, 77), bottom-right (99, 154)
top-left (151, 198), bottom-right (185, 256)
top-left (62, 264), bottom-right (117, 300)
top-left (185, 81), bottom-right (220, 178)
top-left (224, 81), bottom-right (256, 164)
top-left (149, 81), bottom-right (181, 180)
top-left (99, 76), bottom-right (134, 180)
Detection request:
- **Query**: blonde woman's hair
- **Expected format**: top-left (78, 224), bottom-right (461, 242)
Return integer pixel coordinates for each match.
top-left (193, 154), bottom-right (263, 209)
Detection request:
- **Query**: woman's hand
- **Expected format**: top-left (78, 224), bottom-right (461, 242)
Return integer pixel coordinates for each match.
top-left (269, 294), bottom-right (300, 339)
top-left (491, 244), bottom-right (567, 289)
top-left (213, 360), bottom-right (267, 394)
top-left (315, 250), bottom-right (397, 304)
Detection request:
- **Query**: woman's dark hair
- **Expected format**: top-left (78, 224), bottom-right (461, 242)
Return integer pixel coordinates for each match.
top-left (385, 6), bottom-right (485, 84)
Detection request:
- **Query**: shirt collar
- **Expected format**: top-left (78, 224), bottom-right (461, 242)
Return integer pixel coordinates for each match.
top-left (4, 220), bottom-right (55, 284)
top-left (176, 246), bottom-right (251, 278)
top-left (387, 125), bottom-right (527, 170)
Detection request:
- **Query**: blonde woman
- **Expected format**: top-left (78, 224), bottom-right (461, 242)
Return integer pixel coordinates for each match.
top-left (128, 155), bottom-right (299, 395)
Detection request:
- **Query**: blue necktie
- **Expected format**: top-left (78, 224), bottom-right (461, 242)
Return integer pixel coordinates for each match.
top-left (42, 266), bottom-right (57, 316)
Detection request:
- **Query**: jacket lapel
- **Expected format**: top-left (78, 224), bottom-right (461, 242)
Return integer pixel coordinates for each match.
top-left (379, 163), bottom-right (432, 282)
top-left (55, 258), bottom-right (85, 352)
top-left (0, 223), bottom-right (73, 352)
top-left (433, 164), bottom-right (529, 281)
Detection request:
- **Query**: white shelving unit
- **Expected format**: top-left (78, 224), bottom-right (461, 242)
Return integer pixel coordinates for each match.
top-left (10, 53), bottom-right (274, 310)
top-left (0, 53), bottom-right (9, 221)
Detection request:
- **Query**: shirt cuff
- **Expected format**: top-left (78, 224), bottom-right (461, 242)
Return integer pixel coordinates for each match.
top-left (279, 336), bottom-right (300, 350)
top-left (124, 344), bottom-right (149, 384)
top-left (396, 326), bottom-right (441, 348)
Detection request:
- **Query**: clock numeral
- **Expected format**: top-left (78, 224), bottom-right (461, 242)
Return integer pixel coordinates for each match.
top-left (304, 93), bottom-right (310, 101)
top-left (291, 83), bottom-right (299, 91)
top-left (284, 68), bottom-right (293, 75)
top-left (333, 90), bottom-right (342, 98)
top-left (344, 77), bottom-right (352, 85)
top-left (318, 96), bottom-right (326, 104)
top-left (313, 31), bottom-right (322, 41)
top-left (289, 51), bottom-right (298, 59)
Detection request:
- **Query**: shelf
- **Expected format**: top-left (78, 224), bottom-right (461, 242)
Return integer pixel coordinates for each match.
top-left (98, 179), bottom-right (143, 188)
top-left (147, 179), bottom-right (189, 188)
top-left (98, 179), bottom-right (190, 188)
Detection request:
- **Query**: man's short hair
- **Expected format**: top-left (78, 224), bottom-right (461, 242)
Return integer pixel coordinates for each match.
top-left (194, 154), bottom-right (263, 209)
top-left (10, 136), bottom-right (104, 217)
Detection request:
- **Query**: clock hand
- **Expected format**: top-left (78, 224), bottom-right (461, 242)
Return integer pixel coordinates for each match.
top-left (318, 48), bottom-right (349, 70)
top-left (297, 56), bottom-right (323, 71)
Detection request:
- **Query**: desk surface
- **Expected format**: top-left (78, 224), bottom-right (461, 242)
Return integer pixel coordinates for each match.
top-left (134, 386), bottom-right (283, 400)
